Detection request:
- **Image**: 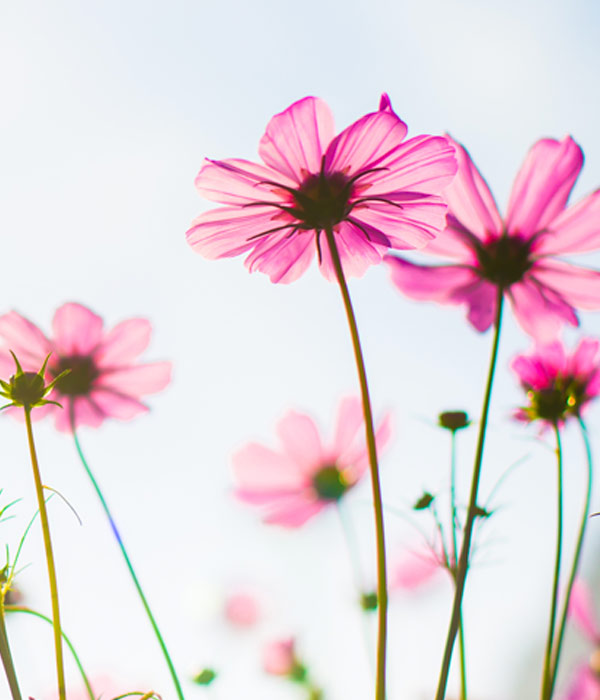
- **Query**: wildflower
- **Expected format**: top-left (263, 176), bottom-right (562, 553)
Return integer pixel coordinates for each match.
top-left (0, 303), bottom-right (171, 431)
top-left (263, 638), bottom-right (301, 677)
top-left (386, 136), bottom-right (600, 340)
top-left (187, 95), bottom-right (457, 283)
top-left (233, 397), bottom-right (391, 527)
top-left (512, 338), bottom-right (600, 425)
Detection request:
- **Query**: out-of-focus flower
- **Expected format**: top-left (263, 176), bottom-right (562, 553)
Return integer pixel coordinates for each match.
top-left (512, 339), bottom-right (600, 425)
top-left (390, 546), bottom-right (442, 590)
top-left (0, 303), bottom-right (171, 431)
top-left (263, 638), bottom-right (303, 678)
top-left (224, 592), bottom-right (259, 627)
top-left (386, 136), bottom-right (600, 340)
top-left (187, 95), bottom-right (457, 283)
top-left (233, 397), bottom-right (391, 527)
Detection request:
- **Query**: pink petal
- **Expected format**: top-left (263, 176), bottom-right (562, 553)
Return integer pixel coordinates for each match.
top-left (534, 190), bottom-right (600, 256)
top-left (569, 579), bottom-right (600, 642)
top-left (318, 221), bottom-right (386, 281)
top-left (186, 206), bottom-right (293, 260)
top-left (243, 228), bottom-right (316, 284)
top-left (52, 303), bottom-right (104, 356)
top-left (96, 362), bottom-right (172, 396)
top-left (54, 396), bottom-right (105, 432)
top-left (325, 109), bottom-right (408, 176)
top-left (341, 411), bottom-right (392, 480)
top-left (443, 136), bottom-right (503, 240)
top-left (258, 97), bottom-right (335, 182)
top-left (332, 397), bottom-right (363, 456)
top-left (88, 389), bottom-right (148, 421)
top-left (95, 319), bottom-right (152, 366)
top-left (532, 259), bottom-right (600, 310)
top-left (417, 222), bottom-right (480, 261)
top-left (564, 665), bottom-right (600, 700)
top-left (391, 549), bottom-right (441, 590)
top-left (571, 339), bottom-right (600, 376)
top-left (508, 279), bottom-right (578, 341)
top-left (262, 496), bottom-right (324, 527)
top-left (0, 312), bottom-right (51, 369)
top-left (506, 137), bottom-right (583, 238)
top-left (195, 158), bottom-right (295, 205)
top-left (232, 443), bottom-right (306, 491)
top-left (275, 411), bottom-right (324, 474)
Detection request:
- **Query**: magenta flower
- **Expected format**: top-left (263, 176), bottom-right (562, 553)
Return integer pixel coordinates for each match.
top-left (512, 338), bottom-right (600, 425)
top-left (386, 136), bottom-right (600, 340)
top-left (232, 397), bottom-right (391, 527)
top-left (0, 303), bottom-right (171, 431)
top-left (187, 95), bottom-right (457, 283)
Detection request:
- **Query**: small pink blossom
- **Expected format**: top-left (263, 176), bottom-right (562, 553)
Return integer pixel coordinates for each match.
top-left (263, 638), bottom-right (297, 676)
top-left (187, 95), bottom-right (457, 283)
top-left (511, 338), bottom-right (600, 425)
top-left (232, 397), bottom-right (391, 527)
top-left (390, 545), bottom-right (443, 591)
top-left (224, 592), bottom-right (260, 627)
top-left (386, 136), bottom-right (600, 341)
top-left (0, 303), bottom-right (171, 431)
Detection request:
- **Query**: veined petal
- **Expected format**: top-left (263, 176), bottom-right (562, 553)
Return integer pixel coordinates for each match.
top-left (0, 312), bottom-right (51, 369)
top-left (54, 396), bottom-right (105, 432)
top-left (187, 206), bottom-right (294, 260)
top-left (89, 389), bottom-right (148, 421)
top-left (332, 397), bottom-right (363, 457)
top-left (243, 228), bottom-right (315, 284)
top-left (534, 189), bottom-right (600, 255)
top-left (417, 219), bottom-right (480, 262)
top-left (96, 362), bottom-right (172, 396)
top-left (532, 259), bottom-right (600, 310)
top-left (276, 411), bottom-right (324, 474)
top-left (443, 136), bottom-right (503, 240)
top-left (232, 443), bottom-right (306, 490)
top-left (507, 279), bottom-right (578, 341)
top-left (195, 158), bottom-right (295, 205)
top-left (52, 303), bottom-right (104, 356)
top-left (95, 319), bottom-right (152, 366)
top-left (258, 97), bottom-right (335, 183)
top-left (325, 109), bottom-right (408, 176)
top-left (506, 137), bottom-right (583, 238)
top-left (318, 221), bottom-right (386, 281)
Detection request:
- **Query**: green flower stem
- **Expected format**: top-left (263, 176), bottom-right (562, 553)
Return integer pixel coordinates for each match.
top-left (547, 416), bottom-right (593, 698)
top-left (435, 288), bottom-right (504, 700)
top-left (323, 226), bottom-right (387, 700)
top-left (0, 606), bottom-right (22, 700)
top-left (541, 424), bottom-right (564, 700)
top-left (5, 605), bottom-right (94, 700)
top-left (71, 425), bottom-right (185, 700)
top-left (24, 407), bottom-right (66, 700)
top-left (457, 614), bottom-right (467, 700)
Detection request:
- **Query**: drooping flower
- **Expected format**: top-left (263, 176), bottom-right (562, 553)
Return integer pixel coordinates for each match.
top-left (187, 95), bottom-right (457, 283)
top-left (0, 303), bottom-right (171, 431)
top-left (512, 338), bottom-right (600, 425)
top-left (386, 136), bottom-right (600, 340)
top-left (232, 397), bottom-right (391, 527)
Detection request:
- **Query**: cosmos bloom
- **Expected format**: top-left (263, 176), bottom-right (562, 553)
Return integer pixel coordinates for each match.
top-left (386, 136), bottom-right (600, 340)
top-left (511, 338), bottom-right (600, 426)
top-left (0, 303), bottom-right (171, 431)
top-left (232, 397), bottom-right (391, 527)
top-left (187, 95), bottom-right (457, 283)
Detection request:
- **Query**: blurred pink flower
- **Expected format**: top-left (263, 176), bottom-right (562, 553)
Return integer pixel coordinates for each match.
top-left (390, 545), bottom-right (443, 591)
top-left (386, 136), bottom-right (600, 340)
top-left (187, 95), bottom-right (457, 283)
top-left (224, 592), bottom-right (260, 627)
top-left (563, 665), bottom-right (600, 700)
top-left (263, 638), bottom-right (297, 676)
top-left (0, 303), bottom-right (171, 431)
top-left (232, 397), bottom-right (391, 527)
top-left (512, 338), bottom-right (600, 425)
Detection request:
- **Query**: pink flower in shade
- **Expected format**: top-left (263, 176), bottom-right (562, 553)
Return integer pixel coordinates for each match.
top-left (263, 638), bottom-right (298, 676)
top-left (232, 397), bottom-right (391, 527)
top-left (511, 338), bottom-right (600, 425)
top-left (386, 136), bottom-right (600, 341)
top-left (0, 303), bottom-right (171, 431)
top-left (187, 95), bottom-right (457, 283)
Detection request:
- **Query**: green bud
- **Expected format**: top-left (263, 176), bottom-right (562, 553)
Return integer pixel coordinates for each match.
top-left (413, 492), bottom-right (434, 510)
top-left (193, 668), bottom-right (217, 686)
top-left (360, 591), bottom-right (378, 611)
top-left (438, 411), bottom-right (470, 432)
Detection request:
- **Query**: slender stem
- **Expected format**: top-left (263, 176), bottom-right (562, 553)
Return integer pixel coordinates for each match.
top-left (457, 613), bottom-right (467, 700)
top-left (24, 407), bottom-right (66, 700)
top-left (71, 424), bottom-right (185, 700)
top-left (547, 416), bottom-right (593, 698)
top-left (541, 424), bottom-right (564, 700)
top-left (5, 605), bottom-right (94, 700)
top-left (434, 288), bottom-right (504, 700)
top-left (0, 607), bottom-right (22, 700)
top-left (323, 226), bottom-right (387, 700)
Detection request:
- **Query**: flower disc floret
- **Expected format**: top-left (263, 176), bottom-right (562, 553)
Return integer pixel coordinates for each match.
top-left (311, 464), bottom-right (349, 501)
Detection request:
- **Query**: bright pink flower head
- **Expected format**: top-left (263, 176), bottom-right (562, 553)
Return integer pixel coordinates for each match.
top-left (263, 638), bottom-right (298, 676)
top-left (512, 338), bottom-right (600, 425)
top-left (386, 136), bottom-right (600, 341)
top-left (0, 303), bottom-right (171, 431)
top-left (232, 397), bottom-right (391, 527)
top-left (187, 95), bottom-right (457, 283)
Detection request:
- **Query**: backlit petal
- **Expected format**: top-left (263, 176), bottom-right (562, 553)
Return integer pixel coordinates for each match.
top-left (52, 303), bottom-right (104, 356)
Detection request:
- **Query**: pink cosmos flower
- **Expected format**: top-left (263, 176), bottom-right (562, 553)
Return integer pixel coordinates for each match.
top-left (0, 303), bottom-right (171, 431)
top-left (511, 338), bottom-right (600, 425)
top-left (263, 638), bottom-right (298, 676)
top-left (187, 95), bottom-right (457, 283)
top-left (232, 397), bottom-right (391, 527)
top-left (386, 136), bottom-right (600, 340)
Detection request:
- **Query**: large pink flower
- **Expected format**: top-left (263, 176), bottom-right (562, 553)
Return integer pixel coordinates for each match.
top-left (187, 95), bottom-right (457, 283)
top-left (0, 303), bottom-right (171, 431)
top-left (232, 397), bottom-right (391, 527)
top-left (386, 136), bottom-right (600, 340)
top-left (511, 338), bottom-right (600, 425)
